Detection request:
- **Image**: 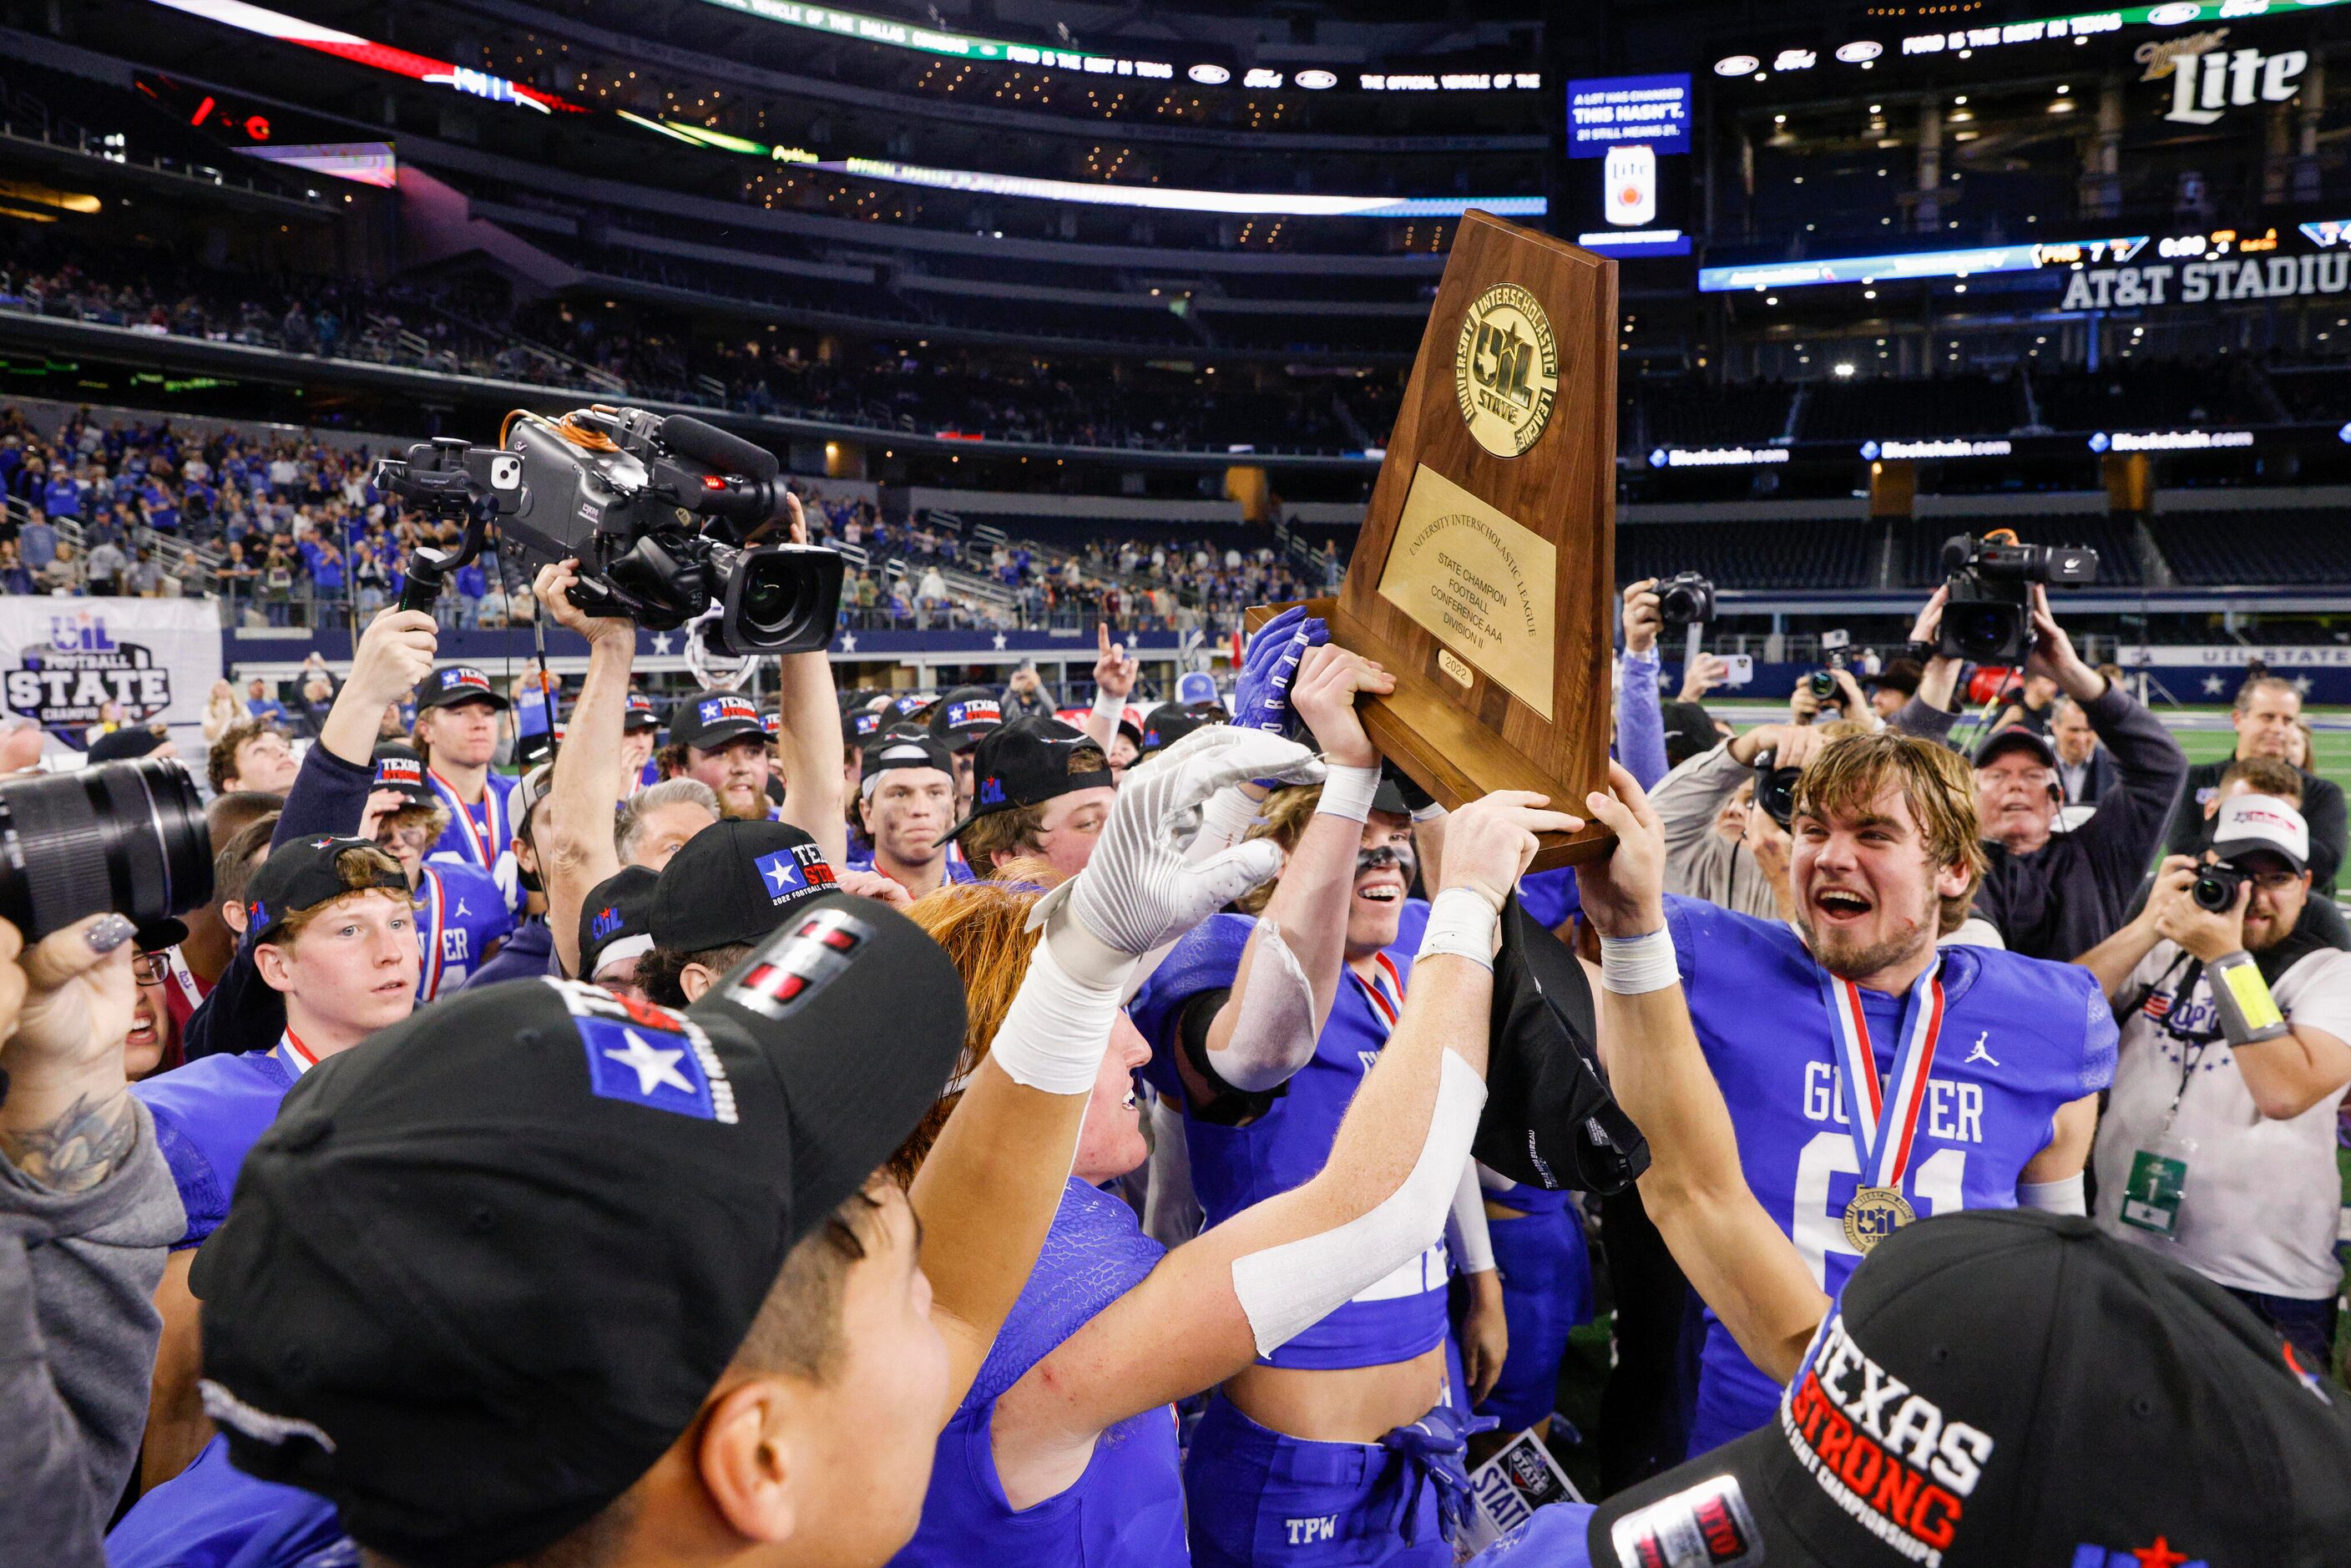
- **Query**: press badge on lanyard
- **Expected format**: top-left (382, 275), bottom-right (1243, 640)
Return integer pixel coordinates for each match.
top-left (2122, 972), bottom-right (2213, 1240)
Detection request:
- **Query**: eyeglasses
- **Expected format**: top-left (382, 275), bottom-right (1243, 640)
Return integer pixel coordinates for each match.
top-left (2247, 870), bottom-right (2303, 893)
top-left (377, 824), bottom-right (436, 850)
top-left (131, 952), bottom-right (169, 985)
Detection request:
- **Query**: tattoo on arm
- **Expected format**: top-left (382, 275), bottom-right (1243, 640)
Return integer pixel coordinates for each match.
top-left (3, 1091), bottom-right (136, 1195)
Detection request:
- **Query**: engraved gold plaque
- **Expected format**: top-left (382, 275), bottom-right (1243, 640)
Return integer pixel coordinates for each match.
top-left (1453, 283), bottom-right (1560, 458)
top-left (1375, 465), bottom-right (1558, 721)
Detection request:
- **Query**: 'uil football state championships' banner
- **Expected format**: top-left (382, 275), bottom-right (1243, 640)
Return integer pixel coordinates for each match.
top-left (0, 599), bottom-right (224, 736)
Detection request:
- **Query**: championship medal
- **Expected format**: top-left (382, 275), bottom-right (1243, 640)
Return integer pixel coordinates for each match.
top-left (1822, 958), bottom-right (1949, 1257)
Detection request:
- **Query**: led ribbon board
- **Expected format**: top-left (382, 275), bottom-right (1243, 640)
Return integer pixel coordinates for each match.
top-left (144, 0), bottom-right (581, 111)
top-left (1566, 74), bottom-right (1692, 157)
top-left (1700, 237), bottom-right (2149, 292)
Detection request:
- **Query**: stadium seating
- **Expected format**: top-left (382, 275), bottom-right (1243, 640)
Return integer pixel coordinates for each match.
top-left (2146, 513), bottom-right (2351, 587)
top-left (1617, 519), bottom-right (1878, 591)
top-left (1800, 374), bottom-right (2027, 443)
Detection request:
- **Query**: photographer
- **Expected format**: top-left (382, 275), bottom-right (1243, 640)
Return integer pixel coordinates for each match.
top-left (2164, 675), bottom-right (2345, 897)
top-left (1651, 719), bottom-right (1822, 921)
top-left (1892, 584), bottom-right (2187, 962)
top-left (2078, 796), bottom-right (2351, 1368)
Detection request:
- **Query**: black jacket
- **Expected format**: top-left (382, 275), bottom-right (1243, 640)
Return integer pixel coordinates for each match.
top-left (2164, 758), bottom-right (2344, 898)
top-left (1897, 682), bottom-right (2188, 963)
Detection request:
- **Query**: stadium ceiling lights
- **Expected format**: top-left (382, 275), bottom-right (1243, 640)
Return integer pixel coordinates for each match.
top-left (144, 0), bottom-right (582, 111)
top-left (1722, 0), bottom-right (2350, 81)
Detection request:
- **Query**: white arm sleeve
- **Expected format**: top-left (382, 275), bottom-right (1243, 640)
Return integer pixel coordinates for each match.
top-left (1447, 1157), bottom-right (1496, 1275)
top-left (1228, 1049), bottom-right (1489, 1358)
top-left (2018, 1173), bottom-right (2086, 1215)
top-left (1204, 916), bottom-right (1319, 1094)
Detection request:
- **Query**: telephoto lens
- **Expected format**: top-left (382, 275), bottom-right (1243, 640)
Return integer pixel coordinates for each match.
top-left (0, 758), bottom-right (214, 943)
top-left (1805, 670), bottom-right (1840, 702)
top-left (1752, 751), bottom-right (1802, 828)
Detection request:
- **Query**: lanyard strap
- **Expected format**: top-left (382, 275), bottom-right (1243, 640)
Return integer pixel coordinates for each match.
top-left (275, 1028), bottom-right (319, 1078)
top-left (417, 867), bottom-right (447, 999)
top-left (427, 768), bottom-right (501, 871)
top-left (1349, 951), bottom-right (1407, 1040)
top-left (1818, 957), bottom-right (1949, 1191)
top-left (163, 944), bottom-right (205, 1011)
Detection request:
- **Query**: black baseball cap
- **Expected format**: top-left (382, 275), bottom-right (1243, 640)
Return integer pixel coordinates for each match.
top-left (579, 864), bottom-right (659, 980)
top-left (842, 704), bottom-right (888, 748)
top-left (243, 835), bottom-right (408, 943)
top-left (928, 685), bottom-right (1004, 750)
top-left (368, 742), bottom-right (434, 808)
top-left (668, 690), bottom-right (765, 752)
top-left (940, 717), bottom-right (1114, 843)
top-left (192, 900), bottom-right (968, 1568)
top-left (890, 690), bottom-right (940, 726)
top-left (623, 690), bottom-right (660, 733)
top-left (650, 819), bottom-right (840, 953)
top-left (861, 730), bottom-right (956, 798)
top-left (1138, 701), bottom-right (1226, 758)
top-left (1585, 1210), bottom-right (2351, 1568)
top-left (87, 724), bottom-right (170, 762)
top-left (1972, 723), bottom-right (2058, 771)
top-left (1873, 657), bottom-right (1924, 697)
top-left (417, 665), bottom-right (510, 712)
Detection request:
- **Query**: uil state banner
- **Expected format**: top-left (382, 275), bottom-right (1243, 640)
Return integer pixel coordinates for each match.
top-left (0, 599), bottom-right (223, 736)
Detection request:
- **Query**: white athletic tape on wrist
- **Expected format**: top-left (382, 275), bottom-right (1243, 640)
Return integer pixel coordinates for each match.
top-left (1417, 887), bottom-right (1501, 970)
top-left (983, 929), bottom-right (1128, 1095)
top-left (1207, 916), bottom-right (1318, 1094)
top-left (1090, 689), bottom-right (1125, 724)
top-left (1187, 787), bottom-right (1263, 864)
top-left (1600, 928), bottom-right (1679, 995)
top-left (2018, 1173), bottom-right (2086, 1216)
top-left (1448, 1158), bottom-right (1496, 1274)
top-left (1229, 1048), bottom-right (1489, 1358)
top-left (1315, 763), bottom-right (1383, 824)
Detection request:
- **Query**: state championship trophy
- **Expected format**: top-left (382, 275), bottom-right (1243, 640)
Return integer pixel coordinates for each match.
top-left (1248, 208), bottom-right (1619, 868)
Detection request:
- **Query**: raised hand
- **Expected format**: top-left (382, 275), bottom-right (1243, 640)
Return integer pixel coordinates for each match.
top-left (1045, 726), bottom-right (1324, 975)
top-left (1094, 622), bottom-right (1139, 702)
top-left (1439, 790), bottom-right (1584, 908)
top-left (1287, 645), bottom-right (1393, 771)
top-left (1579, 761), bottom-right (1668, 938)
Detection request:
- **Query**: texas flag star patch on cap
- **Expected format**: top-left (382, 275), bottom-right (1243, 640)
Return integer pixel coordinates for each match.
top-left (700, 697), bottom-right (756, 725)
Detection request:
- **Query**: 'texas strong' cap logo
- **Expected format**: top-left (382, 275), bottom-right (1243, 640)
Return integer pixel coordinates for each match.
top-left (1454, 283), bottom-right (1559, 459)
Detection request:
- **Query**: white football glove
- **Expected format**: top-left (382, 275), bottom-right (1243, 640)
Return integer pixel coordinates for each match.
top-left (1031, 725), bottom-right (1323, 984)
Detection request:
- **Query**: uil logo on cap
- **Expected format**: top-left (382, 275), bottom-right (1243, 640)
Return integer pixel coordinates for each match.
top-left (248, 900), bottom-right (267, 928)
top-left (978, 776), bottom-right (1008, 807)
top-left (589, 905), bottom-right (624, 942)
top-left (947, 699), bottom-right (1000, 727)
top-left (700, 696), bottom-right (756, 725)
top-left (727, 907), bottom-right (871, 1020)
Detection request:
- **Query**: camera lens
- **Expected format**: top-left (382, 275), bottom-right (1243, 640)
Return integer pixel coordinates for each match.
top-left (719, 544), bottom-right (847, 656)
top-left (0, 758), bottom-right (214, 943)
top-left (1954, 606), bottom-right (2018, 663)
top-left (1806, 670), bottom-right (1839, 702)
top-left (2191, 866), bottom-right (2240, 914)
top-left (741, 555), bottom-right (793, 635)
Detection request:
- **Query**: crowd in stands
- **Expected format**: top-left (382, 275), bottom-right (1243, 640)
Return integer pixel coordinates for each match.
top-left (0, 402), bottom-right (1326, 637)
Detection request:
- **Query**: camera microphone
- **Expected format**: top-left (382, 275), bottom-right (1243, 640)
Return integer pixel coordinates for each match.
top-left (660, 415), bottom-right (780, 483)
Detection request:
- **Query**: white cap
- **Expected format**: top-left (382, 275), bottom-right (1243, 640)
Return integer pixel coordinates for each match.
top-left (2213, 793), bottom-right (2308, 872)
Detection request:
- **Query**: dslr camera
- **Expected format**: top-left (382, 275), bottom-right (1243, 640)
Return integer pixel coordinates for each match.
top-left (1656, 571), bottom-right (1716, 629)
top-left (376, 406), bottom-right (844, 656)
top-left (0, 758), bottom-right (212, 943)
top-left (1938, 533), bottom-right (2097, 665)
top-left (2191, 860), bottom-right (2249, 914)
top-left (1752, 748), bottom-right (1802, 828)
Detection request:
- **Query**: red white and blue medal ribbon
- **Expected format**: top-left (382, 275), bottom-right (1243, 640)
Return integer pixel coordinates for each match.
top-left (1348, 950), bottom-right (1406, 1040)
top-left (1819, 957), bottom-right (1947, 1247)
top-left (416, 867), bottom-right (447, 999)
top-left (427, 767), bottom-right (502, 873)
top-left (275, 1028), bottom-right (320, 1079)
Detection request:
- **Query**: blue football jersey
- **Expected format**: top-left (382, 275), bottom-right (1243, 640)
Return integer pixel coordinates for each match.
top-left (1130, 899), bottom-right (1442, 1369)
top-left (414, 862), bottom-right (518, 999)
top-left (1663, 896), bottom-right (2115, 1451)
top-left (134, 1039), bottom-right (313, 1249)
top-left (424, 770), bottom-right (523, 916)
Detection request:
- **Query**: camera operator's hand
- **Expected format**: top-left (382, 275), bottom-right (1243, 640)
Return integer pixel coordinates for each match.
top-left (1904, 585), bottom-right (1962, 712)
top-left (2138, 855), bottom-right (2200, 935)
top-left (2022, 584), bottom-right (2107, 702)
top-left (1787, 680), bottom-right (1822, 726)
top-left (534, 559), bottom-right (633, 650)
top-left (2154, 854), bottom-right (2247, 962)
top-left (1288, 645), bottom-right (1393, 771)
top-left (1680, 652), bottom-right (1727, 702)
top-left (784, 489), bottom-right (808, 546)
top-left (0, 913), bottom-right (141, 1193)
top-left (346, 608), bottom-right (438, 710)
top-left (1621, 578), bottom-right (1662, 657)
top-left (1580, 761), bottom-right (1668, 939)
top-left (1728, 721), bottom-right (1823, 772)
top-left (1438, 791), bottom-right (1582, 910)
